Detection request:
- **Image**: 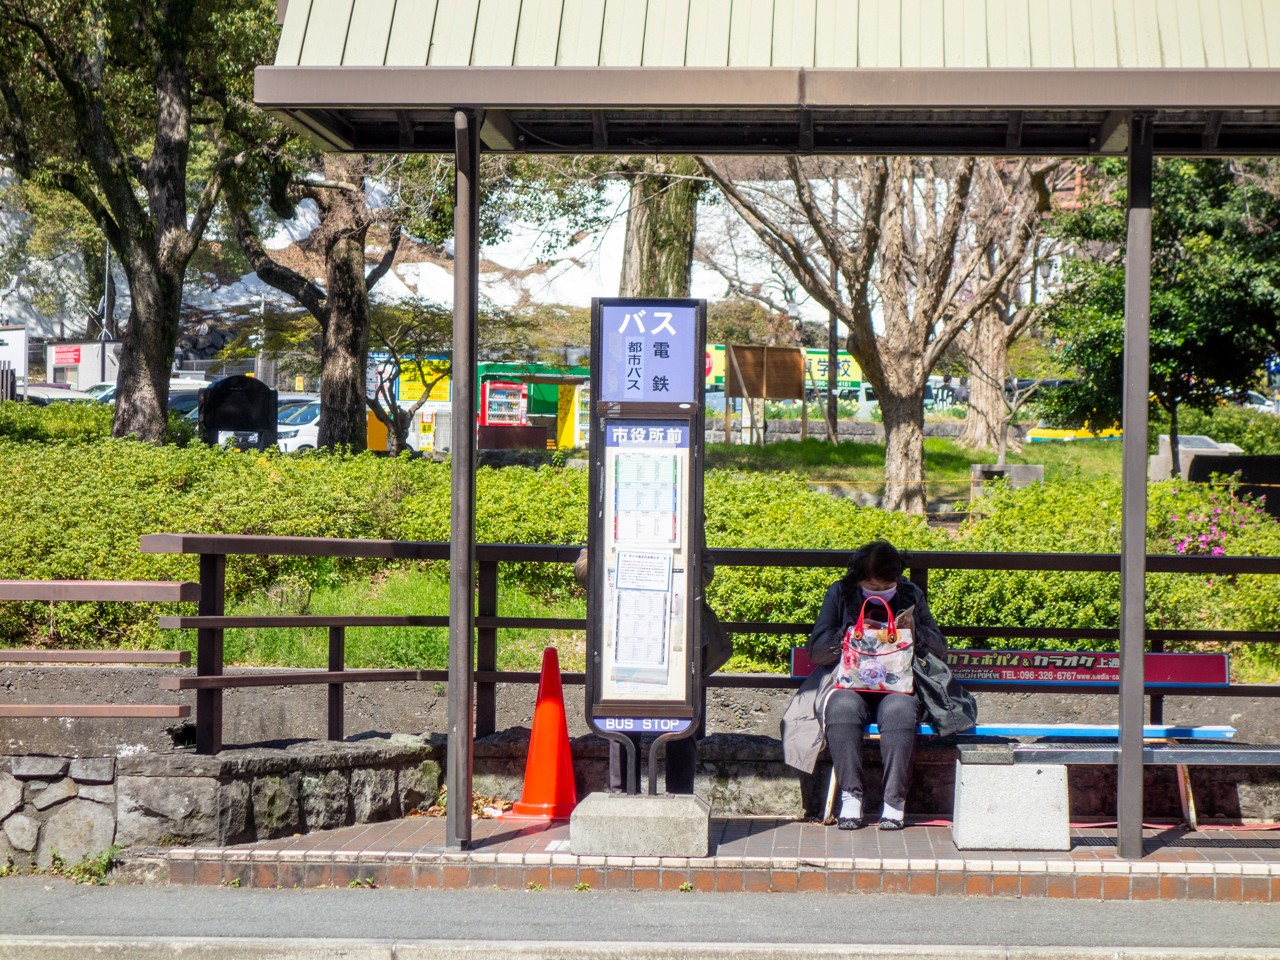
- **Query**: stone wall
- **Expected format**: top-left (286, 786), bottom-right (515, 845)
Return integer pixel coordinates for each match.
top-left (0, 735), bottom-right (442, 869)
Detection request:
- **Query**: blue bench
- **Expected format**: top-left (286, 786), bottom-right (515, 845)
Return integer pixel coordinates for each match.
top-left (791, 647), bottom-right (1254, 842)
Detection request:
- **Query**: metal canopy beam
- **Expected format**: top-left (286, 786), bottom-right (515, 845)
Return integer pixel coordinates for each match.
top-left (1118, 112), bottom-right (1154, 861)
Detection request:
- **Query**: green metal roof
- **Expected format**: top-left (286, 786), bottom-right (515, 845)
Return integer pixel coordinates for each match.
top-left (276, 0), bottom-right (1279, 69)
top-left (259, 0), bottom-right (1280, 155)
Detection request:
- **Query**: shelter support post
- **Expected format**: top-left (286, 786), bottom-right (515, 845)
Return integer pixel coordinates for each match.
top-left (447, 109), bottom-right (480, 851)
top-left (1118, 112), bottom-right (1154, 860)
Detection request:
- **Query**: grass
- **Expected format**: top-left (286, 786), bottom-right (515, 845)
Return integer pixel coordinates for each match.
top-left (204, 568), bottom-right (586, 671)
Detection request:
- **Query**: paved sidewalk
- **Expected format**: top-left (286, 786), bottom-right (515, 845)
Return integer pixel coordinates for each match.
top-left (127, 816), bottom-right (1280, 901)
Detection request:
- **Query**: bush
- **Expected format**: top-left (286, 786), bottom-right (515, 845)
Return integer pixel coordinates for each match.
top-left (0, 434), bottom-right (1277, 677)
top-left (1149, 405), bottom-right (1280, 455)
top-left (0, 400), bottom-right (195, 446)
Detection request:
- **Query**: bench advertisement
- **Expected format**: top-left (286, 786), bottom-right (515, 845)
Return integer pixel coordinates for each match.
top-left (586, 298), bottom-right (707, 791)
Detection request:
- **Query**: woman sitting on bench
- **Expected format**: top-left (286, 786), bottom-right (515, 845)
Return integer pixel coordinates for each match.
top-left (784, 540), bottom-right (949, 832)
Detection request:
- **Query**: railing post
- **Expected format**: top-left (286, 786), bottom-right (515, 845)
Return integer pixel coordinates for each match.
top-left (909, 564), bottom-right (928, 595)
top-left (476, 559), bottom-right (499, 739)
top-left (328, 626), bottom-right (345, 741)
top-left (195, 553), bottom-right (225, 755)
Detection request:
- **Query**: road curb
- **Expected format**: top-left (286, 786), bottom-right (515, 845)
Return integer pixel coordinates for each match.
top-left (2, 939), bottom-right (1280, 960)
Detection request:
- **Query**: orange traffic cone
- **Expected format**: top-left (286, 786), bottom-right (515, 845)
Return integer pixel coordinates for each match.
top-left (506, 646), bottom-right (578, 819)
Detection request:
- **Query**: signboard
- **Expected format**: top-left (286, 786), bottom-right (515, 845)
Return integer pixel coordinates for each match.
top-left (790, 647), bottom-right (1230, 685)
top-left (52, 345), bottom-right (81, 366)
top-left (706, 344), bottom-right (859, 390)
top-left (399, 360), bottom-right (450, 403)
top-left (599, 421), bottom-right (692, 701)
top-left (0, 326), bottom-right (28, 382)
top-left (945, 650), bottom-right (1229, 686)
top-left (599, 303), bottom-right (698, 403)
top-left (588, 298), bottom-right (706, 794)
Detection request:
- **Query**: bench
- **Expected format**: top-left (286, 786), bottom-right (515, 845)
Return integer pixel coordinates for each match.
top-left (791, 646), bottom-right (1262, 848)
top-left (0, 580), bottom-right (197, 720)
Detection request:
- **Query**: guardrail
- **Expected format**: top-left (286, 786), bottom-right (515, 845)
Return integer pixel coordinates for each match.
top-left (132, 535), bottom-right (1280, 755)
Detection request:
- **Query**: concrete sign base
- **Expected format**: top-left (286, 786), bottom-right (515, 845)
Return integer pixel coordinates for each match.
top-left (569, 792), bottom-right (710, 858)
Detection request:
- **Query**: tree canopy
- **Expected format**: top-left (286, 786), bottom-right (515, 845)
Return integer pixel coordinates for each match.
top-left (1041, 159), bottom-right (1280, 472)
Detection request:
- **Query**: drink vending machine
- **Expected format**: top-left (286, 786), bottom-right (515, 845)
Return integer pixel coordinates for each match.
top-left (479, 380), bottom-right (528, 426)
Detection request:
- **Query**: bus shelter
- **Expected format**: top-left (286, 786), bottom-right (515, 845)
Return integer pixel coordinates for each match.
top-left (256, 0), bottom-right (1280, 858)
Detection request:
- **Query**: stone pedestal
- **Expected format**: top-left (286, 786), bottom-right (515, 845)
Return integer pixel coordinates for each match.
top-left (569, 792), bottom-right (710, 857)
top-left (952, 760), bottom-right (1070, 851)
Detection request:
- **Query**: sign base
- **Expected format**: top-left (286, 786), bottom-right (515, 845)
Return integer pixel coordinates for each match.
top-left (569, 792), bottom-right (710, 858)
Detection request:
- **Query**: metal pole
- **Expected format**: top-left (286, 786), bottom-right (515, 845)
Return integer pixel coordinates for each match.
top-left (828, 178), bottom-right (839, 440)
top-left (1118, 112), bottom-right (1153, 860)
top-left (446, 110), bottom-right (480, 850)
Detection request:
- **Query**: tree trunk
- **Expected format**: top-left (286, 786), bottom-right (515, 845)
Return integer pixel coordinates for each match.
top-left (317, 241), bottom-right (371, 452)
top-left (1168, 403), bottom-right (1181, 479)
top-left (957, 307), bottom-right (1013, 452)
top-left (111, 256), bottom-right (178, 443)
top-left (879, 388), bottom-right (927, 514)
top-left (619, 157), bottom-right (699, 298)
top-left (314, 155), bottom-right (371, 452)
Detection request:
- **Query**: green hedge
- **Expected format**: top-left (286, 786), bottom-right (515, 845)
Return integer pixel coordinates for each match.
top-left (1, 428), bottom-right (1278, 676)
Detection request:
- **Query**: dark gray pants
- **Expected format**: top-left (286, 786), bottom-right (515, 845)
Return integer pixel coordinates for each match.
top-left (825, 689), bottom-right (919, 809)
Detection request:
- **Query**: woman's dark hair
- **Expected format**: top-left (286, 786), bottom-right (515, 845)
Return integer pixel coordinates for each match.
top-left (844, 540), bottom-right (907, 585)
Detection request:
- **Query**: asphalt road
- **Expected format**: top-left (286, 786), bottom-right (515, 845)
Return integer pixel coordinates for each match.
top-left (0, 876), bottom-right (1278, 959)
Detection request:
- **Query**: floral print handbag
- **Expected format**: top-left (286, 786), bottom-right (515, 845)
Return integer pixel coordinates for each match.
top-left (834, 595), bottom-right (916, 694)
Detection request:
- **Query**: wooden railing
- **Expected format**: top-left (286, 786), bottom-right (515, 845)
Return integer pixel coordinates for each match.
top-left (133, 535), bottom-right (1280, 754)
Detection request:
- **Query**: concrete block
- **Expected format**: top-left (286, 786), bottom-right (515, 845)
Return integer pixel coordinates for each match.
top-left (952, 760), bottom-right (1070, 851)
top-left (570, 792), bottom-right (710, 858)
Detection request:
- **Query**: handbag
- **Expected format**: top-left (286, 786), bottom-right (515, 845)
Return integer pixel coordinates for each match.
top-left (834, 595), bottom-right (915, 694)
top-left (912, 647), bottom-right (978, 736)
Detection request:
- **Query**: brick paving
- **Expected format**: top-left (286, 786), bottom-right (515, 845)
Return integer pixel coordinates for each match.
top-left (141, 816), bottom-right (1280, 901)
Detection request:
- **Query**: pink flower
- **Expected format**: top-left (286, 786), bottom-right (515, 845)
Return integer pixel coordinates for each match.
top-left (1211, 546), bottom-right (1225, 557)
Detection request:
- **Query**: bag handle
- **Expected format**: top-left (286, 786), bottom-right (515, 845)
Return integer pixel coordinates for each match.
top-left (853, 594), bottom-right (897, 643)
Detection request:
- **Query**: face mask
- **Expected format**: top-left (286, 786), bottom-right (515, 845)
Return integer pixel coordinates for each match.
top-left (860, 584), bottom-right (897, 603)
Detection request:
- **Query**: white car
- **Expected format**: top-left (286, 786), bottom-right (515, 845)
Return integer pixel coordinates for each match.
top-left (17, 385), bottom-right (99, 405)
top-left (276, 400), bottom-right (320, 452)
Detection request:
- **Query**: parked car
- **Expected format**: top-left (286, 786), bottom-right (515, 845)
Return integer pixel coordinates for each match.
top-left (276, 400), bottom-right (320, 452)
top-left (1236, 390), bottom-right (1277, 415)
top-left (17, 385), bottom-right (99, 405)
top-left (86, 378), bottom-right (208, 404)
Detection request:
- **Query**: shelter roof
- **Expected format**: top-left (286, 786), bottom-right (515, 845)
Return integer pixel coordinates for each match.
top-left (258, 0), bottom-right (1280, 155)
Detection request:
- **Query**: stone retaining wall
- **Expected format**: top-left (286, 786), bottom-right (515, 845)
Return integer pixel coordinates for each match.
top-left (0, 735), bottom-right (442, 869)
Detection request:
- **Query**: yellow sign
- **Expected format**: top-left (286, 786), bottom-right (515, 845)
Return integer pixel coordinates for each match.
top-left (399, 361), bottom-right (451, 403)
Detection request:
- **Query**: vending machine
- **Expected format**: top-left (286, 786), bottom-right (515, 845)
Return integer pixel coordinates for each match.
top-left (479, 380), bottom-right (528, 426)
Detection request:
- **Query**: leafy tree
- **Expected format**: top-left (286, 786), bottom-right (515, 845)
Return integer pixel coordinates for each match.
top-left (701, 156), bottom-right (1060, 512)
top-left (1041, 159), bottom-right (1280, 476)
top-left (0, 0), bottom-right (279, 441)
top-left (226, 150), bottom-right (613, 450)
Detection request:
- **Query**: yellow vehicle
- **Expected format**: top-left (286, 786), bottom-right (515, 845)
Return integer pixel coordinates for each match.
top-left (1026, 421), bottom-right (1123, 442)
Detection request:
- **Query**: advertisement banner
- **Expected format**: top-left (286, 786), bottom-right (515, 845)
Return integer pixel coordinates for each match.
top-left (705, 344), bottom-right (859, 390)
top-left (399, 360), bottom-right (450, 403)
top-left (52, 344), bottom-right (81, 366)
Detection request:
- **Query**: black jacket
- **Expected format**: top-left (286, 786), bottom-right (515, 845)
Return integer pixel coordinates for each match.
top-left (806, 578), bottom-right (947, 667)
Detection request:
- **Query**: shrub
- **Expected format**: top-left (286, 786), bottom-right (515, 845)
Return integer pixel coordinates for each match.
top-left (1149, 405), bottom-right (1280, 455)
